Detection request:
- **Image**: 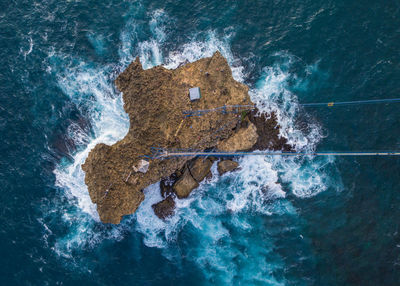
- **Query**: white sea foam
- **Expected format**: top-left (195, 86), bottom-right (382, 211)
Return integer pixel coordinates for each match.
top-left (133, 157), bottom-right (292, 284)
top-left (50, 9), bottom-right (339, 281)
top-left (149, 9), bottom-right (168, 43)
top-left (226, 156), bottom-right (285, 214)
top-left (164, 33), bottom-right (246, 82)
top-left (134, 183), bottom-right (182, 248)
top-left (246, 57), bottom-right (335, 198)
top-left (50, 9), bottom-right (178, 254)
top-left (21, 35), bottom-right (33, 60)
top-left (250, 61), bottom-right (320, 151)
top-left (130, 37), bottom-right (336, 278)
top-left (48, 56), bottom-right (131, 256)
top-left (53, 61), bottom-right (129, 219)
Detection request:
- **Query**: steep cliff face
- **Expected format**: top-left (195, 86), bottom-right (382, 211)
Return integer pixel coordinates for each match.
top-left (82, 52), bottom-right (260, 223)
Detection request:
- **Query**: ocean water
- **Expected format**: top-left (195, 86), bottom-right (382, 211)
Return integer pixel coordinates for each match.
top-left (1, 0), bottom-right (400, 285)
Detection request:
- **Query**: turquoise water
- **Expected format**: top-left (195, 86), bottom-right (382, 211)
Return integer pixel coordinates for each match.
top-left (1, 0), bottom-right (400, 285)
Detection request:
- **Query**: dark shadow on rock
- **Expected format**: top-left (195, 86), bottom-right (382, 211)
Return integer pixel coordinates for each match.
top-left (248, 108), bottom-right (292, 151)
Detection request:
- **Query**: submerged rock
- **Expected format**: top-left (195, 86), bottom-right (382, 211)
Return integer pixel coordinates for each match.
top-left (152, 196), bottom-right (175, 220)
top-left (217, 160), bottom-right (239, 175)
top-left (173, 168), bottom-right (199, 199)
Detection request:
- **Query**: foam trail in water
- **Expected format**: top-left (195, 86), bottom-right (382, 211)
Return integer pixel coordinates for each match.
top-left (87, 32), bottom-right (106, 56)
top-left (138, 10), bottom-right (169, 68)
top-left (120, 9), bottom-right (168, 69)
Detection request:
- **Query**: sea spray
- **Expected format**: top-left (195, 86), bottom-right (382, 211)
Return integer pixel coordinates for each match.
top-left (49, 9), bottom-right (338, 283)
top-left (52, 58), bottom-right (129, 219)
top-left (131, 35), bottom-right (333, 284)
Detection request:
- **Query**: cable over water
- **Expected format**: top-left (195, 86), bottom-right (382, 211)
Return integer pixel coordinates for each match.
top-left (148, 148), bottom-right (400, 159)
top-left (182, 104), bottom-right (255, 117)
top-left (300, 97), bottom-right (400, 107)
top-left (182, 98), bottom-right (400, 117)
top-left (171, 97), bottom-right (400, 160)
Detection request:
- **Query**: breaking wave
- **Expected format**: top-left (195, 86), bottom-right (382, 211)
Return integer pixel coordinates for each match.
top-left (130, 34), bottom-right (338, 283)
top-left (47, 8), bottom-right (340, 283)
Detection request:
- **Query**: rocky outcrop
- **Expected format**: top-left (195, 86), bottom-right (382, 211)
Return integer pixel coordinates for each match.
top-left (152, 196), bottom-right (175, 220)
top-left (173, 168), bottom-right (199, 199)
top-left (217, 121), bottom-right (258, 151)
top-left (248, 109), bottom-right (291, 151)
top-left (82, 51), bottom-right (288, 224)
top-left (217, 160), bottom-right (239, 175)
top-left (188, 158), bottom-right (213, 182)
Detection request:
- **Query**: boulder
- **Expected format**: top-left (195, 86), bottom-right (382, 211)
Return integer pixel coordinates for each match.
top-left (173, 168), bottom-right (199, 199)
top-left (188, 158), bottom-right (213, 182)
top-left (152, 196), bottom-right (175, 220)
top-left (217, 121), bottom-right (258, 151)
top-left (217, 160), bottom-right (239, 175)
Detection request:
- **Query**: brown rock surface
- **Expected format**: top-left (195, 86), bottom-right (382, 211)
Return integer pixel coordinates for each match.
top-left (217, 121), bottom-right (258, 151)
top-left (152, 196), bottom-right (176, 220)
top-left (217, 160), bottom-right (239, 175)
top-left (173, 168), bottom-right (199, 199)
top-left (82, 51), bottom-right (286, 224)
top-left (248, 109), bottom-right (291, 151)
top-left (188, 158), bottom-right (213, 182)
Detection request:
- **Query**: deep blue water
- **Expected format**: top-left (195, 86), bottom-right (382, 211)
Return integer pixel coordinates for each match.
top-left (1, 0), bottom-right (400, 285)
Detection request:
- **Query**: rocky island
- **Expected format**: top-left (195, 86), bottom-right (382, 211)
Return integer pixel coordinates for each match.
top-left (82, 51), bottom-right (289, 224)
